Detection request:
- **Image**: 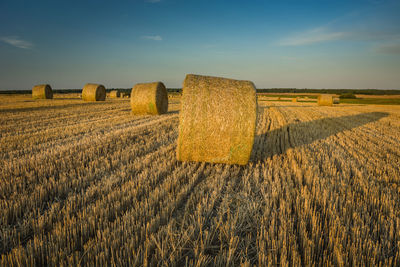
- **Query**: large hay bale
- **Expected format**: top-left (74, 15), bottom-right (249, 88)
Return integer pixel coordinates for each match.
top-left (292, 97), bottom-right (298, 103)
top-left (318, 94), bottom-right (334, 106)
top-left (82, 83), bottom-right (106, 101)
top-left (177, 74), bottom-right (257, 165)
top-left (109, 90), bottom-right (120, 98)
top-left (32, 84), bottom-right (53, 99)
top-left (130, 82), bottom-right (168, 115)
top-left (333, 97), bottom-right (340, 104)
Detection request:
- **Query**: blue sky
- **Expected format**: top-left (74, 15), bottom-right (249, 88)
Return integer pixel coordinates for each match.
top-left (0, 0), bottom-right (399, 90)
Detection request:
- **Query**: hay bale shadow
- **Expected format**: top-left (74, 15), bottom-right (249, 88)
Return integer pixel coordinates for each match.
top-left (0, 102), bottom-right (105, 113)
top-left (251, 112), bottom-right (388, 162)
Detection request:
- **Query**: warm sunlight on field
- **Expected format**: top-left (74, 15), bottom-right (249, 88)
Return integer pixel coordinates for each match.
top-left (1, 94), bottom-right (399, 266)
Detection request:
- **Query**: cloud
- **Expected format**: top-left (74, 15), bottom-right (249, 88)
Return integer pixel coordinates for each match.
top-left (0, 36), bottom-right (33, 49)
top-left (141, 35), bottom-right (162, 41)
top-left (145, 0), bottom-right (161, 3)
top-left (375, 43), bottom-right (400, 54)
top-left (279, 27), bottom-right (348, 46)
top-left (279, 25), bottom-right (400, 47)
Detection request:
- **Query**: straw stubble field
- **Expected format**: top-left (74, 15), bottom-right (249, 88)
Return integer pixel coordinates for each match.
top-left (0, 94), bottom-right (400, 266)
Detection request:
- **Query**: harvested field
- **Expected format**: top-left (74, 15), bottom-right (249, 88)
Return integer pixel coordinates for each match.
top-left (0, 94), bottom-right (400, 266)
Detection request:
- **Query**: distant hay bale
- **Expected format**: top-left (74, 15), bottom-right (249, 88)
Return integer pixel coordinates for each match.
top-left (32, 84), bottom-right (53, 99)
top-left (109, 90), bottom-right (120, 98)
top-left (277, 97), bottom-right (281, 101)
top-left (318, 94), bottom-right (334, 106)
top-left (82, 83), bottom-right (106, 101)
top-left (333, 97), bottom-right (340, 104)
top-left (177, 74), bottom-right (257, 165)
top-left (130, 82), bottom-right (168, 115)
top-left (292, 98), bottom-right (298, 103)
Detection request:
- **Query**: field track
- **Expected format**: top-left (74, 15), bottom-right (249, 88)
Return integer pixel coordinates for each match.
top-left (1, 94), bottom-right (400, 266)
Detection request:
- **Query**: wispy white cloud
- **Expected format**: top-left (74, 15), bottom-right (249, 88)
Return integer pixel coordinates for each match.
top-left (141, 35), bottom-right (162, 41)
top-left (279, 27), bottom-right (348, 46)
top-left (0, 36), bottom-right (33, 49)
top-left (278, 5), bottom-right (400, 47)
top-left (279, 24), bottom-right (400, 48)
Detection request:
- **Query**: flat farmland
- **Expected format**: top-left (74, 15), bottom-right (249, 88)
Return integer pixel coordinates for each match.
top-left (1, 94), bottom-right (400, 266)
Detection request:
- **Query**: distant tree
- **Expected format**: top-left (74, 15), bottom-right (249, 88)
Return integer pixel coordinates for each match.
top-left (339, 93), bottom-right (357, 99)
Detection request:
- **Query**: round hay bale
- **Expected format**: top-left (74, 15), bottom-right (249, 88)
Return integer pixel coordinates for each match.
top-left (292, 98), bottom-right (298, 103)
top-left (318, 94), bottom-right (334, 106)
top-left (333, 97), bottom-right (340, 104)
top-left (130, 82), bottom-right (168, 115)
top-left (82, 83), bottom-right (106, 101)
top-left (109, 90), bottom-right (120, 98)
top-left (32, 84), bottom-right (53, 99)
top-left (177, 74), bottom-right (257, 165)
